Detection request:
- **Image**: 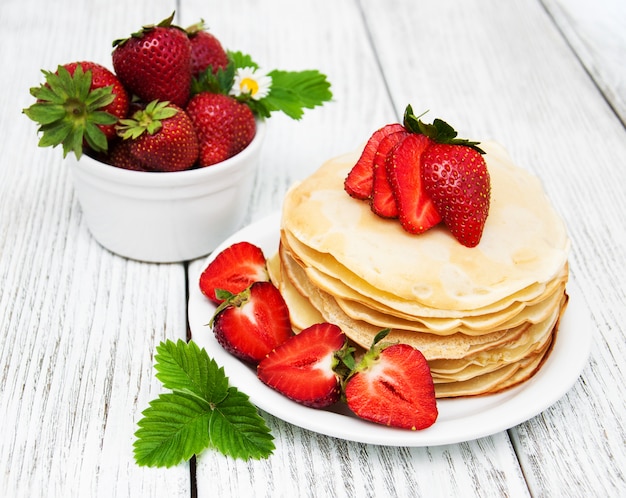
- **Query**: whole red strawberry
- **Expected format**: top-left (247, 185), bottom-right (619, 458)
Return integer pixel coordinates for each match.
top-left (344, 331), bottom-right (438, 430)
top-left (211, 281), bottom-right (293, 364)
top-left (257, 323), bottom-right (348, 408)
top-left (186, 21), bottom-right (229, 78)
top-left (199, 242), bottom-right (269, 305)
top-left (23, 62), bottom-right (129, 158)
top-left (105, 139), bottom-right (150, 171)
top-left (114, 100), bottom-right (199, 172)
top-left (112, 13), bottom-right (192, 107)
top-left (186, 92), bottom-right (256, 166)
top-left (403, 105), bottom-right (490, 246)
top-left (421, 144), bottom-right (490, 247)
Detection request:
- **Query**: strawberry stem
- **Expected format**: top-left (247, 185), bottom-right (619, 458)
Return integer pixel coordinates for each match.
top-left (403, 105), bottom-right (485, 154)
top-left (116, 100), bottom-right (178, 140)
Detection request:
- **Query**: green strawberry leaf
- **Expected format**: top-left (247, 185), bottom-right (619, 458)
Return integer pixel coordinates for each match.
top-left (133, 339), bottom-right (274, 468)
top-left (190, 50), bottom-right (332, 120)
top-left (403, 105), bottom-right (485, 154)
top-left (262, 69), bottom-right (333, 120)
top-left (229, 50), bottom-right (259, 70)
top-left (154, 339), bottom-right (229, 402)
top-left (134, 391), bottom-right (213, 468)
top-left (208, 388), bottom-right (275, 460)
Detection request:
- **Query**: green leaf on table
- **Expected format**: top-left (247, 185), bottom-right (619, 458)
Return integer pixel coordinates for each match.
top-left (154, 339), bottom-right (229, 401)
top-left (133, 339), bottom-right (274, 467)
top-left (209, 388), bottom-right (276, 460)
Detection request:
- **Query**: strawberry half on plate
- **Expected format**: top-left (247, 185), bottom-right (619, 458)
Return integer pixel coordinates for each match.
top-left (257, 322), bottom-right (349, 408)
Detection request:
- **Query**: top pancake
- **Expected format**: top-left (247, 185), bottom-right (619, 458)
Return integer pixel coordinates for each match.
top-left (281, 142), bottom-right (570, 311)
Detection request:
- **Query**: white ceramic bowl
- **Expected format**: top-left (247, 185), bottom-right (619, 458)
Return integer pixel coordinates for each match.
top-left (67, 120), bottom-right (265, 263)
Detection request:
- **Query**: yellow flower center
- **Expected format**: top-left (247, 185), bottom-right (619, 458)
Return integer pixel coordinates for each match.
top-left (240, 77), bottom-right (259, 96)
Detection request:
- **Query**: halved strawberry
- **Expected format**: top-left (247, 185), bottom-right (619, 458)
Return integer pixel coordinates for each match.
top-left (386, 133), bottom-right (442, 234)
top-left (344, 331), bottom-right (438, 430)
top-left (257, 323), bottom-right (348, 408)
top-left (370, 129), bottom-right (409, 218)
top-left (199, 241), bottom-right (269, 305)
top-left (344, 123), bottom-right (405, 200)
top-left (211, 281), bottom-right (293, 365)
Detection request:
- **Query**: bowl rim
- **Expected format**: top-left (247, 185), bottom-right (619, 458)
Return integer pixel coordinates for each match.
top-left (70, 118), bottom-right (266, 187)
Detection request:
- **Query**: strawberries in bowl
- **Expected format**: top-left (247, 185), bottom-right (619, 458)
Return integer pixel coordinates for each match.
top-left (22, 11), bottom-right (332, 262)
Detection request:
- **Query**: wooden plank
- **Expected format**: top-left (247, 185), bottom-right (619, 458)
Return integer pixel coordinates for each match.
top-left (360, 0), bottom-right (626, 495)
top-left (0, 1), bottom-right (191, 496)
top-left (541, 0), bottom-right (626, 124)
top-left (184, 1), bottom-right (530, 496)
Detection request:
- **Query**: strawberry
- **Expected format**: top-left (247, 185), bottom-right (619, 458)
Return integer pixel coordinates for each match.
top-left (402, 105), bottom-right (490, 246)
top-left (211, 281), bottom-right (293, 365)
top-left (114, 100), bottom-right (199, 172)
top-left (199, 241), bottom-right (269, 305)
top-left (23, 62), bottom-right (129, 159)
top-left (344, 331), bottom-right (438, 430)
top-left (344, 123), bottom-right (405, 200)
top-left (257, 323), bottom-right (348, 408)
top-left (186, 20), bottom-right (229, 78)
top-left (104, 139), bottom-right (150, 171)
top-left (386, 133), bottom-right (442, 234)
top-left (421, 143), bottom-right (490, 247)
top-left (370, 129), bottom-right (409, 218)
top-left (112, 13), bottom-right (192, 107)
top-left (186, 92), bottom-right (256, 166)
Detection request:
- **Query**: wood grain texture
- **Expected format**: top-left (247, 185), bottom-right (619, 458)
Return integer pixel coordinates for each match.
top-left (185, 1), bottom-right (527, 497)
top-left (0, 1), bottom-right (190, 496)
top-left (1, 0), bottom-right (624, 496)
top-left (360, 0), bottom-right (626, 495)
top-left (541, 0), bottom-right (626, 125)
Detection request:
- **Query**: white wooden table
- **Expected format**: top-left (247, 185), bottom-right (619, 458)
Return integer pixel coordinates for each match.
top-left (1, 0), bottom-right (625, 496)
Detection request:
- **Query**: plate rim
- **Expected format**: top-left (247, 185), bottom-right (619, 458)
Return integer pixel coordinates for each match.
top-left (188, 212), bottom-right (593, 446)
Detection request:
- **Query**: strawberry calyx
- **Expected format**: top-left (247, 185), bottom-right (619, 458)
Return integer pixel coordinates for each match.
top-left (209, 288), bottom-right (244, 326)
top-left (339, 329), bottom-right (392, 390)
top-left (115, 100), bottom-right (178, 139)
top-left (403, 105), bottom-right (485, 154)
top-left (23, 64), bottom-right (118, 159)
top-left (112, 12), bottom-right (185, 48)
top-left (185, 19), bottom-right (208, 37)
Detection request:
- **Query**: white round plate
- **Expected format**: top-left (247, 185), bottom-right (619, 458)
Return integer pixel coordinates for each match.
top-left (188, 212), bottom-right (593, 446)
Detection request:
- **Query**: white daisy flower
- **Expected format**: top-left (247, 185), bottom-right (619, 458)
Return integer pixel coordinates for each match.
top-left (230, 67), bottom-right (272, 100)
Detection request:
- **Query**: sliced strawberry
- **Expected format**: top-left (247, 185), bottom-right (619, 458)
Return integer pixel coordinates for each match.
top-left (344, 334), bottom-right (437, 430)
top-left (199, 241), bottom-right (269, 305)
top-left (344, 123), bottom-right (405, 200)
top-left (257, 323), bottom-right (347, 408)
top-left (421, 143), bottom-right (490, 247)
top-left (387, 133), bottom-right (442, 234)
top-left (211, 281), bottom-right (293, 365)
top-left (370, 129), bottom-right (409, 218)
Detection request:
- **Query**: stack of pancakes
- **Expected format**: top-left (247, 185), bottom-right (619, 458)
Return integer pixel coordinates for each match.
top-left (269, 142), bottom-right (570, 398)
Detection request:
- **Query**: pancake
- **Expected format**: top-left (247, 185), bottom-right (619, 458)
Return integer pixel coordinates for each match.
top-left (273, 141), bottom-right (569, 397)
top-left (281, 143), bottom-right (569, 311)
